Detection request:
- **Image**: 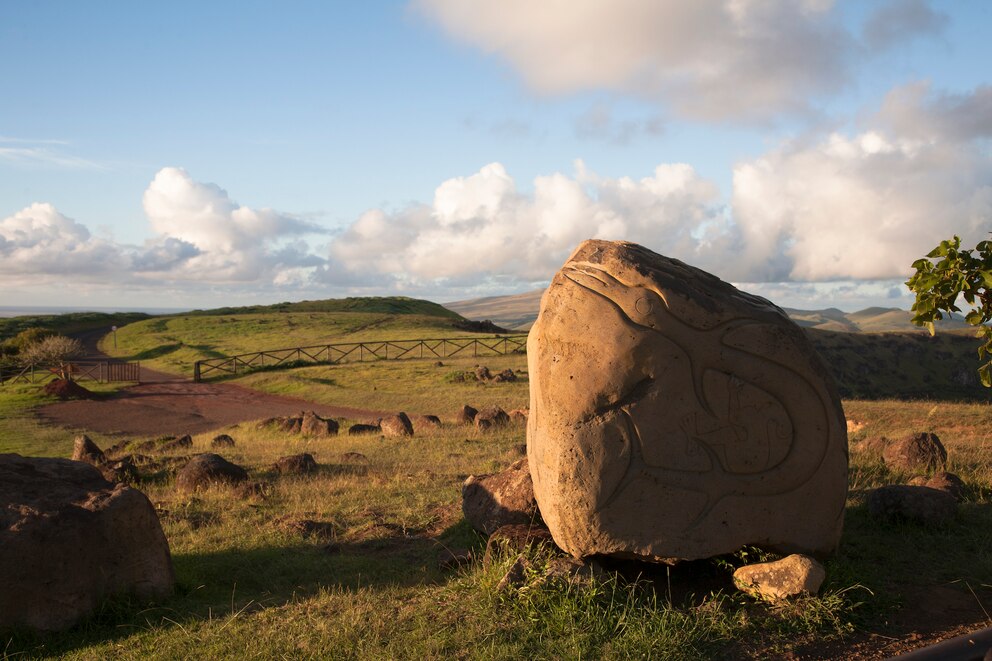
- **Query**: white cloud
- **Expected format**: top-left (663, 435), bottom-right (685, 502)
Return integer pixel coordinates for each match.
top-left (0, 203), bottom-right (128, 280)
top-left (862, 0), bottom-right (948, 51)
top-left (141, 167), bottom-right (326, 282)
top-left (731, 83), bottom-right (992, 281)
top-left (328, 161), bottom-right (727, 289)
top-left (416, 0), bottom-right (855, 122)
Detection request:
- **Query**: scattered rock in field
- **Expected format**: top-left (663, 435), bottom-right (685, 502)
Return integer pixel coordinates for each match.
top-left (236, 481), bottom-right (271, 500)
top-left (174, 453), bottom-right (248, 493)
top-left (508, 409), bottom-right (528, 423)
top-left (42, 379), bottom-right (93, 400)
top-left (275, 516), bottom-right (338, 541)
top-left (474, 366), bottom-right (493, 382)
top-left (340, 452), bottom-right (370, 463)
top-left (484, 523), bottom-right (555, 568)
top-left (300, 411), bottom-right (339, 437)
top-left (496, 554), bottom-right (531, 592)
top-left (410, 414), bottom-right (442, 433)
top-left (462, 457), bottom-right (540, 535)
top-left (455, 404), bottom-right (478, 425)
top-left (72, 434), bottom-right (107, 466)
top-left (0, 454), bottom-right (174, 632)
top-left (273, 453), bottom-right (318, 476)
top-left (882, 432), bottom-right (947, 473)
top-left (908, 472), bottom-right (966, 502)
top-left (438, 548), bottom-right (473, 571)
top-left (159, 435), bottom-right (193, 453)
top-left (380, 412), bottom-right (414, 438)
top-left (866, 484), bottom-right (957, 526)
top-left (474, 406), bottom-right (510, 431)
top-left (279, 416), bottom-right (303, 433)
top-left (348, 424), bottom-right (380, 435)
top-left (492, 369), bottom-right (517, 383)
top-left (211, 434), bottom-right (236, 449)
top-left (511, 443), bottom-right (527, 456)
top-left (851, 435), bottom-right (888, 456)
top-left (528, 239), bottom-right (849, 562)
top-left (733, 554), bottom-right (826, 601)
top-left (101, 456), bottom-right (139, 484)
top-left (433, 361), bottom-right (444, 367)
top-left (256, 416), bottom-right (282, 429)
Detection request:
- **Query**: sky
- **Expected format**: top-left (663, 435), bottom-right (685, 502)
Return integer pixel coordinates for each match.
top-left (1, 0), bottom-right (990, 312)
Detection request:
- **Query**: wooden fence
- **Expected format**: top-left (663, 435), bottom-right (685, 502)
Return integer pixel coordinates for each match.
top-left (0, 360), bottom-right (140, 385)
top-left (193, 335), bottom-right (528, 382)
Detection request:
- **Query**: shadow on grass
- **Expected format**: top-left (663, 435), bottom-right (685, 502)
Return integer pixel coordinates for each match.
top-left (0, 521), bottom-right (479, 658)
top-left (121, 343), bottom-right (183, 361)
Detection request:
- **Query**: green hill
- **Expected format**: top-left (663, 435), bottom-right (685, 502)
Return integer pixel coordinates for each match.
top-left (0, 311), bottom-right (150, 343)
top-left (185, 296), bottom-right (462, 319)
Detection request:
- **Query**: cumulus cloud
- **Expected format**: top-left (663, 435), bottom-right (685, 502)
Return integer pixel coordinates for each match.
top-left (141, 167), bottom-right (326, 282)
top-left (0, 203), bottom-right (128, 281)
top-left (732, 83), bottom-right (992, 282)
top-left (416, 0), bottom-right (857, 122)
top-left (328, 161), bottom-right (729, 290)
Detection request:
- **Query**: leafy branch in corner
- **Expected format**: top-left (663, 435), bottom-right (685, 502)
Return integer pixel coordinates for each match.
top-left (906, 235), bottom-right (992, 386)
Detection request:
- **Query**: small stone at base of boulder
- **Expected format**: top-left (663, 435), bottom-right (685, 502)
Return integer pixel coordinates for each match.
top-left (733, 554), bottom-right (826, 601)
top-left (907, 472), bottom-right (966, 502)
top-left (462, 457), bottom-right (540, 535)
top-left (273, 453), bottom-right (318, 475)
top-left (175, 453), bottom-right (248, 492)
top-left (484, 523), bottom-right (555, 568)
top-left (866, 484), bottom-right (957, 526)
top-left (496, 554), bottom-right (531, 592)
top-left (438, 548), bottom-right (473, 571)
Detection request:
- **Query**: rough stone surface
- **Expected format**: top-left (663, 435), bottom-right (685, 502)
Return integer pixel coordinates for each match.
top-left (866, 485), bottom-right (957, 526)
top-left (340, 452), bottom-right (370, 464)
top-left (380, 412), bottom-right (414, 438)
top-left (908, 472), bottom-right (966, 502)
top-left (211, 434), bottom-right (236, 448)
top-left (882, 432), bottom-right (947, 473)
top-left (175, 453), bottom-right (248, 492)
top-left (733, 554), bottom-right (826, 601)
top-left (348, 423), bottom-right (380, 435)
top-left (273, 453), bottom-right (318, 475)
top-left (475, 406), bottom-right (510, 431)
top-left (462, 458), bottom-right (540, 535)
top-left (527, 240), bottom-right (849, 562)
top-left (72, 434), bottom-right (106, 466)
top-left (410, 414), bottom-right (442, 433)
top-left (455, 405), bottom-right (478, 425)
top-left (300, 411), bottom-right (339, 437)
top-left (0, 454), bottom-right (174, 632)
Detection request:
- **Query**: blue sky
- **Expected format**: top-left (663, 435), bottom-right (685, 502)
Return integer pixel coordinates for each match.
top-left (1, 0), bottom-right (990, 311)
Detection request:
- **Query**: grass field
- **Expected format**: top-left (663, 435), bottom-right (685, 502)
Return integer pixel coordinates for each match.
top-left (101, 311), bottom-right (510, 378)
top-left (5, 345), bottom-right (992, 658)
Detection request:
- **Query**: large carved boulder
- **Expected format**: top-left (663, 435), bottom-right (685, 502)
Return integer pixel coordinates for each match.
top-left (0, 454), bottom-right (174, 631)
top-left (527, 240), bottom-right (848, 562)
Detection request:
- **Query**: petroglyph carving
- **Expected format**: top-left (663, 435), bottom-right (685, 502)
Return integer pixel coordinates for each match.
top-left (527, 240), bottom-right (848, 562)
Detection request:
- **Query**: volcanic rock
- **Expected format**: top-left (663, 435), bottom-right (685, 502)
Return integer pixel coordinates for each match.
top-left (347, 424), bottom-right (380, 436)
top-left (175, 453), bottom-right (248, 492)
top-left (908, 471), bottom-right (966, 502)
top-left (455, 404), bottom-right (478, 425)
top-left (0, 454), bottom-right (174, 631)
top-left (475, 406), bottom-right (510, 431)
top-left (733, 554), bottom-right (826, 601)
top-left (300, 411), bottom-right (338, 437)
top-left (72, 434), bottom-right (106, 466)
top-left (866, 484), bottom-right (957, 526)
top-left (462, 457), bottom-right (540, 535)
top-left (527, 240), bottom-right (849, 562)
top-left (410, 414), bottom-right (442, 433)
top-left (273, 452), bottom-right (318, 475)
top-left (882, 432), bottom-right (947, 473)
top-left (380, 412), bottom-right (414, 438)
top-left (211, 434), bottom-right (236, 449)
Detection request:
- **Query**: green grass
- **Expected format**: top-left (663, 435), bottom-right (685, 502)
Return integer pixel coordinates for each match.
top-left (6, 371), bottom-right (992, 657)
top-left (101, 311), bottom-right (509, 377)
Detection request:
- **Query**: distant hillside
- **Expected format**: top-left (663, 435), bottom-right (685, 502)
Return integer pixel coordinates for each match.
top-left (446, 289), bottom-right (973, 333)
top-left (0, 311), bottom-right (151, 343)
top-left (186, 296), bottom-right (462, 320)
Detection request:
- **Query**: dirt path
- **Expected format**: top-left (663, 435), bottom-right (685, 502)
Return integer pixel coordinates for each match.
top-left (36, 327), bottom-right (385, 437)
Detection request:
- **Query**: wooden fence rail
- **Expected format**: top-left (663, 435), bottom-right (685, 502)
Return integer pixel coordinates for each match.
top-left (0, 360), bottom-right (140, 385)
top-left (193, 335), bottom-right (529, 382)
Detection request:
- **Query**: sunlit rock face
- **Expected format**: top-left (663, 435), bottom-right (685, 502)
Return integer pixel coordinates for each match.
top-left (527, 240), bottom-right (848, 562)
